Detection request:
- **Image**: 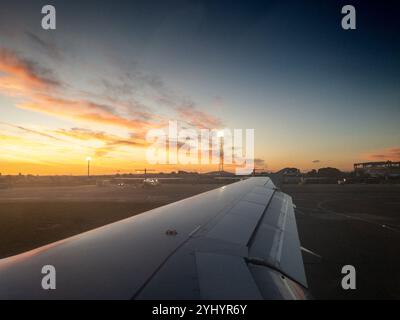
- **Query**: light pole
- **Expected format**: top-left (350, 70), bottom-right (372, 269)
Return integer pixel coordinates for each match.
top-left (86, 157), bottom-right (92, 177)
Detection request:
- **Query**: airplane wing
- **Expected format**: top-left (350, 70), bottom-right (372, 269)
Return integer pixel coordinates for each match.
top-left (0, 177), bottom-right (308, 300)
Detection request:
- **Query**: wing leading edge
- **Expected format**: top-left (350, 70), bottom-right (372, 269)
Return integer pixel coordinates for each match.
top-left (0, 177), bottom-right (307, 300)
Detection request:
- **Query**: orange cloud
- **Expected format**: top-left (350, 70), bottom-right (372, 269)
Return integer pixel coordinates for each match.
top-left (0, 48), bottom-right (59, 95)
top-left (0, 47), bottom-right (222, 135)
top-left (176, 104), bottom-right (222, 129)
top-left (366, 147), bottom-right (400, 161)
top-left (0, 48), bottom-right (160, 134)
top-left (18, 94), bottom-right (161, 136)
top-left (54, 127), bottom-right (147, 157)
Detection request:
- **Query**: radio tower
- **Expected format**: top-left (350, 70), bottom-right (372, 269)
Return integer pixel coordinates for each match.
top-left (218, 131), bottom-right (224, 173)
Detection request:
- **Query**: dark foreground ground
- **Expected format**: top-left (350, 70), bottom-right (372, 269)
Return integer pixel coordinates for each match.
top-left (0, 183), bottom-right (224, 259)
top-left (281, 184), bottom-right (400, 300)
top-left (1, 182), bottom-right (399, 299)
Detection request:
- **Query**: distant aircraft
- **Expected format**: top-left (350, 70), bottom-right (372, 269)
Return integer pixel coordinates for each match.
top-left (0, 177), bottom-right (308, 300)
top-left (142, 178), bottom-right (161, 188)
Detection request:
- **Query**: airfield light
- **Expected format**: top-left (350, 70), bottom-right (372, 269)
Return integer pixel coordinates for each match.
top-left (86, 157), bottom-right (92, 177)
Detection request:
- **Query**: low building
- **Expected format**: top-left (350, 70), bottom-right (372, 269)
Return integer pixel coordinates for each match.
top-left (354, 161), bottom-right (400, 177)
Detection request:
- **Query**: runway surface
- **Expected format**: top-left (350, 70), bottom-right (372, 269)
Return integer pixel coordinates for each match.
top-left (282, 184), bottom-right (400, 299)
top-left (0, 183), bottom-right (225, 259)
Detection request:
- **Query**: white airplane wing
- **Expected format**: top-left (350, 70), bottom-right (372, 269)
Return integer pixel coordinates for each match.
top-left (0, 177), bottom-right (308, 300)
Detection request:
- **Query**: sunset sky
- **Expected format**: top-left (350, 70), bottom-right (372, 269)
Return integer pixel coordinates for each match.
top-left (0, 0), bottom-right (399, 175)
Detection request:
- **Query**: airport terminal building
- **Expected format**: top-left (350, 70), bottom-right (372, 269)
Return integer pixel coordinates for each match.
top-left (354, 161), bottom-right (400, 177)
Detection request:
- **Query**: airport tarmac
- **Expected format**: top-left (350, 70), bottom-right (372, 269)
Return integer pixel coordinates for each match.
top-left (0, 182), bottom-right (399, 299)
top-left (282, 184), bottom-right (400, 299)
top-left (0, 183), bottom-right (226, 259)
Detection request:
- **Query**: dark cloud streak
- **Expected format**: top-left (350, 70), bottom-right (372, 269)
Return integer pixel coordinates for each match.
top-left (25, 31), bottom-right (63, 61)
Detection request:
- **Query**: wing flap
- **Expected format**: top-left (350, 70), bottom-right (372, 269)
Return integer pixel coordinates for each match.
top-left (248, 192), bottom-right (308, 287)
top-left (196, 252), bottom-right (263, 300)
top-left (205, 201), bottom-right (266, 245)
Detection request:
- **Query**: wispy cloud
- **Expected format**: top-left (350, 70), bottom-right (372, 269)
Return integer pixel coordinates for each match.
top-left (367, 147), bottom-right (400, 161)
top-left (0, 122), bottom-right (62, 141)
top-left (54, 127), bottom-right (146, 146)
top-left (25, 32), bottom-right (63, 61)
top-left (176, 102), bottom-right (222, 129)
top-left (0, 48), bottom-right (60, 95)
top-left (0, 46), bottom-right (221, 133)
top-left (18, 94), bottom-right (159, 135)
top-left (254, 158), bottom-right (266, 167)
top-left (54, 127), bottom-right (147, 157)
top-left (0, 49), bottom-right (160, 134)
